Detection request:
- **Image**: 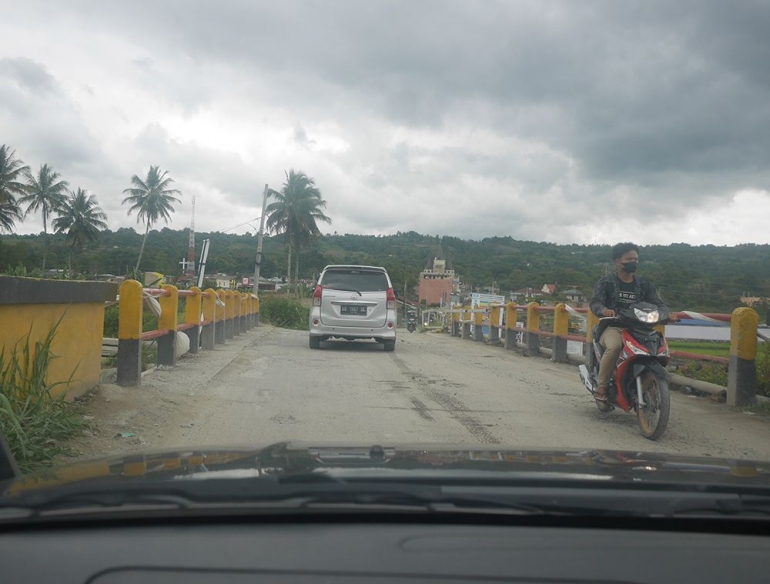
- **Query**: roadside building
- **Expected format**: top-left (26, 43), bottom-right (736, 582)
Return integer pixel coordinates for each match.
top-left (418, 242), bottom-right (455, 307)
top-left (562, 288), bottom-right (586, 305)
top-left (510, 287), bottom-right (544, 302)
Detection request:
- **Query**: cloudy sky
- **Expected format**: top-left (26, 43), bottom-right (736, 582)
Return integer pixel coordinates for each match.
top-left (1, 0), bottom-right (769, 245)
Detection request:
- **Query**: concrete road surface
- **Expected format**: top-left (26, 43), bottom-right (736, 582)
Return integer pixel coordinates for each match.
top-left (91, 326), bottom-right (770, 461)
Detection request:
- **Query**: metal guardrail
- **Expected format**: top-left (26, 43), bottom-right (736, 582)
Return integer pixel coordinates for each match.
top-left (115, 280), bottom-right (260, 387)
top-left (441, 302), bottom-right (762, 406)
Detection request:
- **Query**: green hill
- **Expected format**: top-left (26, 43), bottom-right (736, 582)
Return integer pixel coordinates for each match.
top-left (2, 229), bottom-right (768, 314)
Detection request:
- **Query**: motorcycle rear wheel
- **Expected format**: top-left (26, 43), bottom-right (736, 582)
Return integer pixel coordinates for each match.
top-left (636, 372), bottom-right (670, 440)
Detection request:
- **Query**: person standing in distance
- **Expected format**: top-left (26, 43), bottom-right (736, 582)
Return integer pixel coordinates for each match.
top-left (588, 242), bottom-right (669, 402)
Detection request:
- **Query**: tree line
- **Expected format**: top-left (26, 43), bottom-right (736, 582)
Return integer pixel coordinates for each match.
top-left (1, 144), bottom-right (330, 283)
top-left (3, 224), bottom-right (768, 314)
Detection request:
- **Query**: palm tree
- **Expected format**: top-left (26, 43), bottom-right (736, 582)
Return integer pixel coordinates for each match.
top-left (265, 169), bottom-right (331, 288)
top-left (19, 163), bottom-right (69, 270)
top-left (53, 188), bottom-right (108, 275)
top-left (0, 145), bottom-right (30, 233)
top-left (122, 166), bottom-right (181, 273)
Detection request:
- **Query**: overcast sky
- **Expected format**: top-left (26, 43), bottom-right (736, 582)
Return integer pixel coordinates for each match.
top-left (1, 0), bottom-right (769, 245)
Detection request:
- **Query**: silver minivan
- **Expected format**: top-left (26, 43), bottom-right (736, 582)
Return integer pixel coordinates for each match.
top-left (309, 265), bottom-right (397, 351)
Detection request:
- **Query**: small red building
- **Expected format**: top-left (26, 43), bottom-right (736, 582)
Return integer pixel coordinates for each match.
top-left (418, 243), bottom-right (456, 307)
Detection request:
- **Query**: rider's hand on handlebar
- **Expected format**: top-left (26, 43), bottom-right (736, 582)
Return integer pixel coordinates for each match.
top-left (602, 309), bottom-right (616, 317)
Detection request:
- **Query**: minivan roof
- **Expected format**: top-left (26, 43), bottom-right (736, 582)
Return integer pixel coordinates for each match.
top-left (321, 265), bottom-right (387, 272)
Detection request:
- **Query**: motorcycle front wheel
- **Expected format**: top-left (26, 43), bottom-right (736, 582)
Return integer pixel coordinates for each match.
top-left (636, 371), bottom-right (670, 440)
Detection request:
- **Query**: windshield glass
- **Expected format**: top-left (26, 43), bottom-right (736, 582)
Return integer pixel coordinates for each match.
top-left (321, 270), bottom-right (389, 292)
top-left (1, 0), bottom-right (769, 510)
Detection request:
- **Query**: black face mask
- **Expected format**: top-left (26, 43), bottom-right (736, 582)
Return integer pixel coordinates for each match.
top-left (621, 260), bottom-right (639, 273)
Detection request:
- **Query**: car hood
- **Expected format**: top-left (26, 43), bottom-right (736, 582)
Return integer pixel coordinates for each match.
top-left (3, 442), bottom-right (770, 497)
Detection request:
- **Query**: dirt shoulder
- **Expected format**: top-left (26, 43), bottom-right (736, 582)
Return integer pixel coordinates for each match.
top-left (61, 326), bottom-right (275, 463)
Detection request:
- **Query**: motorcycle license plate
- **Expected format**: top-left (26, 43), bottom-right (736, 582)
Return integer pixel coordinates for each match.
top-left (341, 305), bottom-right (367, 316)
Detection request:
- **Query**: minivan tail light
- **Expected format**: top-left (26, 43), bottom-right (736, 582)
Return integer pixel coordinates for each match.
top-left (313, 285), bottom-right (323, 307)
top-left (387, 288), bottom-right (396, 310)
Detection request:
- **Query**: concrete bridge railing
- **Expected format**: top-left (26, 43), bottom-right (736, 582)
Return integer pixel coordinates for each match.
top-left (444, 302), bottom-right (761, 407)
top-left (117, 280), bottom-right (259, 387)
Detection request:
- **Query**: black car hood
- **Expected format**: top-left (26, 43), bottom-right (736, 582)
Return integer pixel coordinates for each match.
top-left (4, 442), bottom-right (770, 497)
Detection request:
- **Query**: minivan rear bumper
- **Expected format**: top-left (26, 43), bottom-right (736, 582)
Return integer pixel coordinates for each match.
top-left (309, 310), bottom-right (397, 340)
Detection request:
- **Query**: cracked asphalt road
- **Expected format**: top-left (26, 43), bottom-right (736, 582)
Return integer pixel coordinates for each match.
top-left (86, 325), bottom-right (770, 460)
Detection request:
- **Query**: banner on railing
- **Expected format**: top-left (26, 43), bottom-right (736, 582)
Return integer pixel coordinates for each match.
top-left (470, 293), bottom-right (505, 335)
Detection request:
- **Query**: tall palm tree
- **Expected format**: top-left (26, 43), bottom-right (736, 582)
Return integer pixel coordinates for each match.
top-left (53, 188), bottom-right (108, 275)
top-left (265, 169), bottom-right (331, 287)
top-left (0, 145), bottom-right (30, 233)
top-left (19, 163), bottom-right (69, 270)
top-left (122, 166), bottom-right (181, 273)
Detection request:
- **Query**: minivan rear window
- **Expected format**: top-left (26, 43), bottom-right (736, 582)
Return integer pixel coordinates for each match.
top-left (321, 270), bottom-right (389, 292)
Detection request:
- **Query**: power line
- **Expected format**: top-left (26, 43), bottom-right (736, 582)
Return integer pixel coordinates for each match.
top-left (220, 216), bottom-right (262, 234)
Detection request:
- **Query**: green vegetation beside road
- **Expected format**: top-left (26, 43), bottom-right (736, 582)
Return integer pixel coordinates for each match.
top-left (0, 321), bottom-right (87, 472)
top-left (259, 295), bottom-right (309, 330)
top-left (668, 340), bottom-right (730, 358)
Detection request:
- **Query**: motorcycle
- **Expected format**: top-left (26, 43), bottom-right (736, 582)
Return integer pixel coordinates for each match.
top-left (406, 311), bottom-right (417, 333)
top-left (578, 302), bottom-right (673, 440)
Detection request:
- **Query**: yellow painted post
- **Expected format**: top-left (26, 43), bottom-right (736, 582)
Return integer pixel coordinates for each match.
top-left (224, 290), bottom-right (235, 339)
top-left (586, 311), bottom-right (600, 343)
top-left (552, 303), bottom-right (569, 363)
top-left (451, 307), bottom-right (460, 337)
top-left (158, 285), bottom-right (178, 332)
top-left (727, 307), bottom-right (759, 406)
top-left (248, 295), bottom-right (255, 330)
top-left (254, 295), bottom-right (261, 326)
top-left (201, 289), bottom-right (217, 350)
top-left (215, 290), bottom-right (227, 344)
top-left (157, 284), bottom-right (178, 367)
top-left (526, 302), bottom-right (541, 355)
top-left (505, 302), bottom-right (518, 350)
top-left (185, 287), bottom-right (201, 354)
top-left (232, 291), bottom-right (241, 336)
top-left (489, 305), bottom-right (502, 342)
top-left (240, 293), bottom-right (248, 333)
top-left (117, 279), bottom-right (143, 386)
top-left (473, 307), bottom-right (484, 341)
top-left (462, 305), bottom-right (471, 340)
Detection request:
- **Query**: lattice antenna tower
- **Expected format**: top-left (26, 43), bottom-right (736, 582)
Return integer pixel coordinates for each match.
top-left (186, 196), bottom-right (196, 275)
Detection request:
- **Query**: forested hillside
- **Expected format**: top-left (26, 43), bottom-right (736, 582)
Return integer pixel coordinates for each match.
top-left (2, 229), bottom-right (768, 313)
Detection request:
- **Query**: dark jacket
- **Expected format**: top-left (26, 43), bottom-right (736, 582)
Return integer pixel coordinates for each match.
top-left (589, 273), bottom-right (668, 318)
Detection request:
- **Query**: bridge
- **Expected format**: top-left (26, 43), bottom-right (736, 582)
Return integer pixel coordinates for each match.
top-left (2, 276), bottom-right (769, 464)
top-left (82, 324), bottom-right (770, 462)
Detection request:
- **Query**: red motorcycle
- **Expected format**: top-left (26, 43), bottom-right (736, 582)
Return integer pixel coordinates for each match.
top-left (579, 302), bottom-right (673, 440)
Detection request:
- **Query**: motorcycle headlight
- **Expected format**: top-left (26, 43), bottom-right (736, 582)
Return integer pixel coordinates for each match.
top-left (633, 308), bottom-right (659, 324)
top-left (625, 340), bottom-right (649, 355)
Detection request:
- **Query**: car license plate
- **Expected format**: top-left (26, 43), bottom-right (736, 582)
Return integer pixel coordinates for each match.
top-left (341, 305), bottom-right (367, 316)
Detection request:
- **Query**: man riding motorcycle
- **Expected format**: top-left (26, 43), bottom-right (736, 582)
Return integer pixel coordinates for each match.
top-left (588, 242), bottom-right (669, 402)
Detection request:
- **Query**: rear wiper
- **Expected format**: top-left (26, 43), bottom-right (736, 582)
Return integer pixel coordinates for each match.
top-left (323, 286), bottom-right (362, 296)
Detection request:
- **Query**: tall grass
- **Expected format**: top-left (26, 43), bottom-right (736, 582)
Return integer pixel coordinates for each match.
top-left (259, 295), bottom-right (309, 330)
top-left (0, 319), bottom-right (87, 473)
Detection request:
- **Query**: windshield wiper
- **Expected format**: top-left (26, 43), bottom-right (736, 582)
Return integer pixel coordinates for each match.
top-left (6, 476), bottom-right (770, 522)
top-left (0, 476), bottom-right (570, 520)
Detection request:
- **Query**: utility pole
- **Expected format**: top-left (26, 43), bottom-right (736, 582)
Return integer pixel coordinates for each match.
top-left (253, 184), bottom-right (269, 296)
top-left (404, 277), bottom-right (408, 321)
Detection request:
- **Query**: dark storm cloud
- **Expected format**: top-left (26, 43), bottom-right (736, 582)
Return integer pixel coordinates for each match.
top-left (76, 1), bottom-right (770, 192)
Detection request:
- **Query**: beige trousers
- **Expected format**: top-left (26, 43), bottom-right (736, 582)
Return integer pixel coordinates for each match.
top-left (597, 327), bottom-right (623, 388)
